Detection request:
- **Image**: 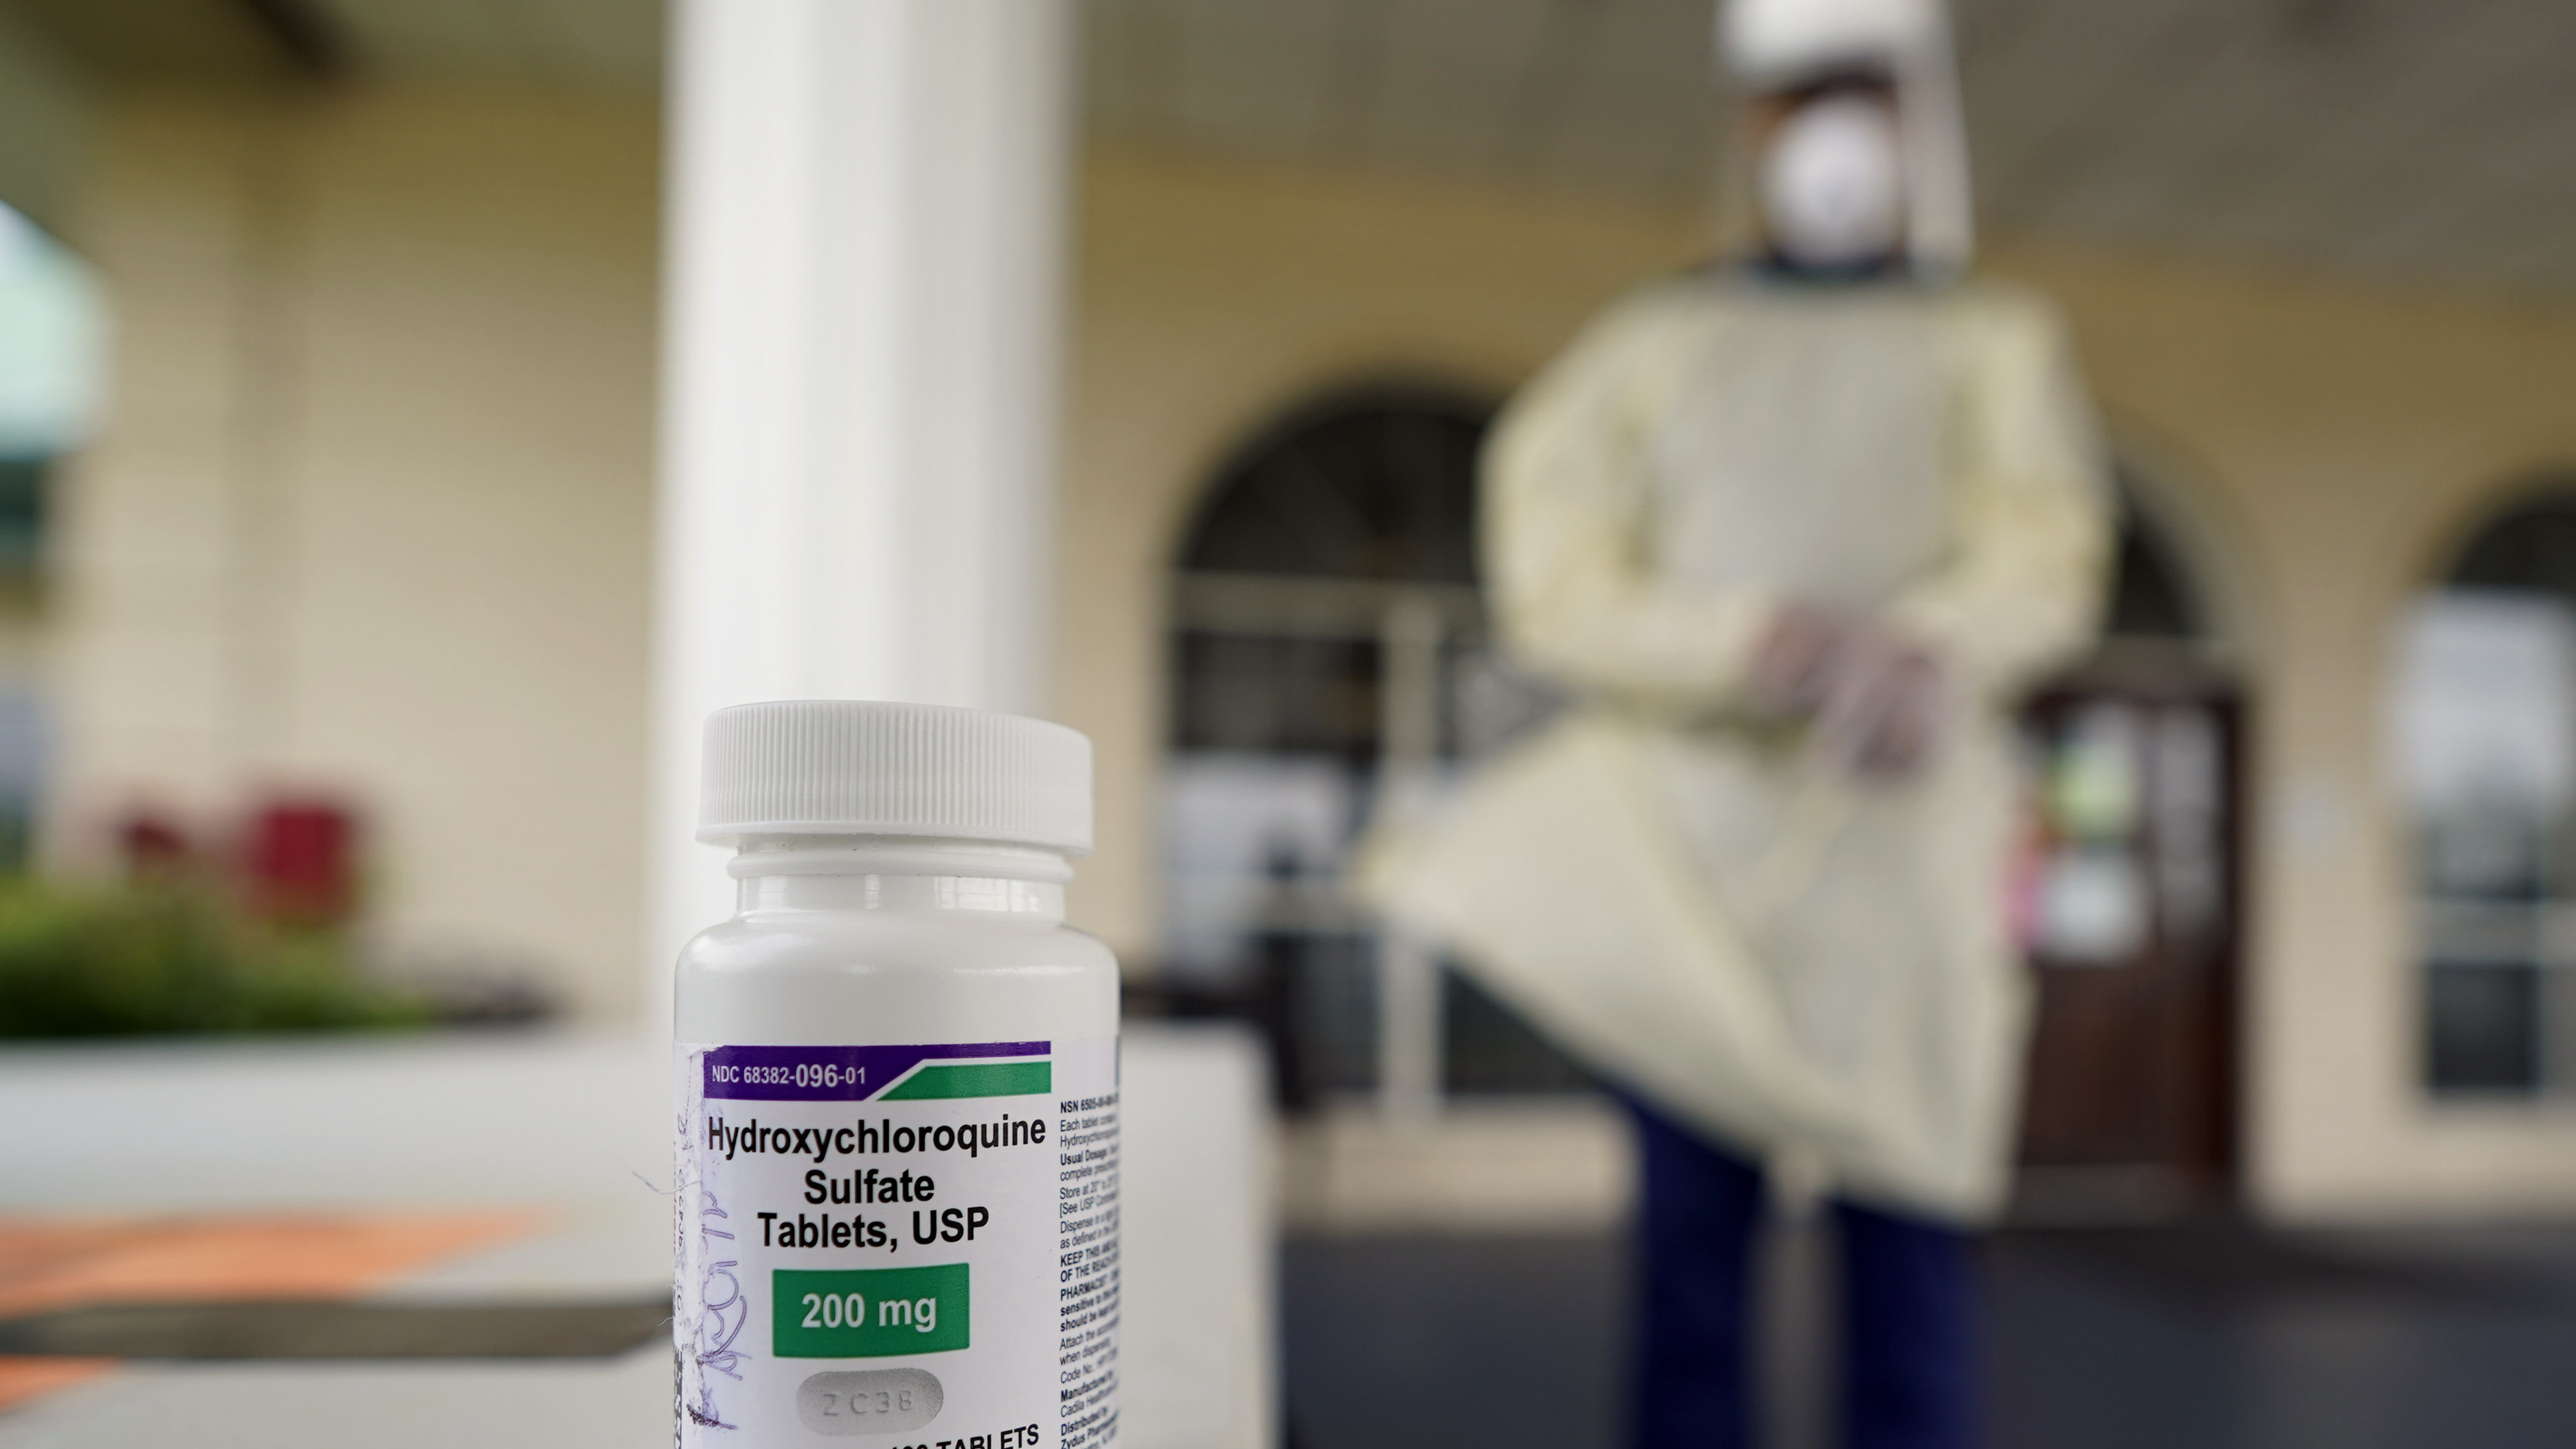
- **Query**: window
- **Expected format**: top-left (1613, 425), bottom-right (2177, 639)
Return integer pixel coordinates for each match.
top-left (2396, 485), bottom-right (2576, 1096)
top-left (0, 202), bottom-right (102, 869)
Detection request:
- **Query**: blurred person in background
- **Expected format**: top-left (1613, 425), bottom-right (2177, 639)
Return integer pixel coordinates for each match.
top-left (1358, 0), bottom-right (2112, 1444)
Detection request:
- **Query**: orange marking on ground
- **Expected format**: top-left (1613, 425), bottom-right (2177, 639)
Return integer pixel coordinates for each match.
top-left (0, 1212), bottom-right (540, 1412)
top-left (0, 1358), bottom-right (115, 1414)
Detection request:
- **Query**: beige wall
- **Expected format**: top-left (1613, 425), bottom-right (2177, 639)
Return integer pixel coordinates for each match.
top-left (1056, 145), bottom-right (2576, 1220)
top-left (51, 83), bottom-right (659, 1019)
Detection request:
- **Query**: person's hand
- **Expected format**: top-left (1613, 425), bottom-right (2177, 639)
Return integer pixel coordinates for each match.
top-left (1818, 648), bottom-right (1947, 781)
top-left (1745, 601), bottom-right (1857, 721)
top-left (1746, 601), bottom-right (1949, 782)
top-left (1813, 631), bottom-right (1949, 783)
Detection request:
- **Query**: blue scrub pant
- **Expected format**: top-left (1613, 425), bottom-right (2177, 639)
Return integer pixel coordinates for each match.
top-left (1629, 1100), bottom-right (1978, 1449)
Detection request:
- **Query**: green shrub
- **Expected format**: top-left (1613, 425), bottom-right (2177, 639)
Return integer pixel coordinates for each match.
top-left (0, 880), bottom-right (431, 1039)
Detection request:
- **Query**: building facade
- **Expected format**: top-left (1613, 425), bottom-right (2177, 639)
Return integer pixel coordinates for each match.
top-left (15, 18), bottom-right (2576, 1221)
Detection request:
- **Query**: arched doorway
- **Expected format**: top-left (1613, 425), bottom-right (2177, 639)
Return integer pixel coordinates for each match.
top-left (2012, 469), bottom-right (2246, 1219)
top-left (1159, 385), bottom-right (1585, 1112)
top-left (2392, 479), bottom-right (2576, 1098)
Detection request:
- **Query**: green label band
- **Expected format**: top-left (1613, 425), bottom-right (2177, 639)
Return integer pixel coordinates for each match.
top-left (883, 1061), bottom-right (1052, 1100)
top-left (774, 1264), bottom-right (971, 1357)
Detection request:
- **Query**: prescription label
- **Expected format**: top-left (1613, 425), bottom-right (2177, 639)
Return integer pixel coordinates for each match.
top-left (675, 1038), bottom-right (1119, 1449)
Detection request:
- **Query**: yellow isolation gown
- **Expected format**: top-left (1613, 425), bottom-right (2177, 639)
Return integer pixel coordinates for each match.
top-left (1356, 270), bottom-right (2112, 1223)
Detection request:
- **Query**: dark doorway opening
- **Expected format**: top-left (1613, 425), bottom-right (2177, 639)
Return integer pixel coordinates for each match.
top-left (2012, 480), bottom-right (2245, 1221)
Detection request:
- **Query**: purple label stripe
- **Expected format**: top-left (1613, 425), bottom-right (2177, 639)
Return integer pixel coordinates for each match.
top-left (703, 1041), bottom-right (1049, 1102)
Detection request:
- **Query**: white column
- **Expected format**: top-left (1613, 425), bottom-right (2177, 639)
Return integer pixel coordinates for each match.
top-left (648, 0), bottom-right (1075, 1022)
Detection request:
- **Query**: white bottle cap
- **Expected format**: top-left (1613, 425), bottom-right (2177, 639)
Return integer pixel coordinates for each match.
top-left (698, 700), bottom-right (1093, 854)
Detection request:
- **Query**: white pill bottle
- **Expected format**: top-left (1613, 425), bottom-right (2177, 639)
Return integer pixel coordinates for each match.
top-left (674, 700), bottom-right (1120, 1449)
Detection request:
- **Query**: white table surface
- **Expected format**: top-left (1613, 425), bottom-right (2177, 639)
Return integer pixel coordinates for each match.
top-left (0, 1021), bottom-right (1275, 1449)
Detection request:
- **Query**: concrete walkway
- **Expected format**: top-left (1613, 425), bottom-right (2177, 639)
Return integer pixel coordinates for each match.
top-left (1279, 1222), bottom-right (2576, 1449)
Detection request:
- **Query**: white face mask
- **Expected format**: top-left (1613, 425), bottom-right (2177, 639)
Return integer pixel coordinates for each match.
top-left (1758, 95), bottom-right (1906, 270)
